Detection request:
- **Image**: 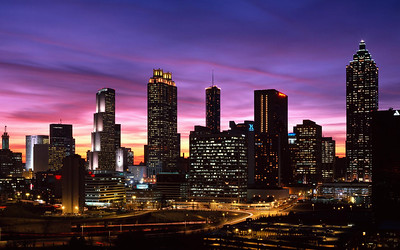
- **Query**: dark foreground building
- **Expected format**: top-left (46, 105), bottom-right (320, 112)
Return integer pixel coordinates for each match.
top-left (372, 109), bottom-right (400, 224)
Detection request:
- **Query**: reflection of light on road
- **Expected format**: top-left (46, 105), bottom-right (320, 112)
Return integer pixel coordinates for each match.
top-left (225, 211), bottom-right (253, 225)
top-left (72, 221), bottom-right (207, 229)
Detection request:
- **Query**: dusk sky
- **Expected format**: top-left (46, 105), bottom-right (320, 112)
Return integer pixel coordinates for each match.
top-left (2, 0), bottom-right (400, 163)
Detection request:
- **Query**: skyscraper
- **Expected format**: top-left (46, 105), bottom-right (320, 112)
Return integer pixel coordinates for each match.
top-left (254, 89), bottom-right (288, 187)
top-left (346, 40), bottom-right (378, 182)
top-left (322, 137), bottom-right (335, 183)
top-left (293, 120), bottom-right (322, 184)
top-left (189, 126), bottom-right (248, 202)
top-left (147, 69), bottom-right (179, 177)
top-left (88, 88), bottom-right (116, 171)
top-left (50, 124), bottom-right (75, 156)
top-left (0, 127), bottom-right (23, 177)
top-left (2, 126), bottom-right (9, 150)
top-left (25, 135), bottom-right (49, 171)
top-left (206, 85), bottom-right (220, 133)
top-left (49, 124), bottom-right (75, 171)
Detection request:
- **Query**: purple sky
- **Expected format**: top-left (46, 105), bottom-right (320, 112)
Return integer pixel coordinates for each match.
top-left (1, 0), bottom-right (400, 163)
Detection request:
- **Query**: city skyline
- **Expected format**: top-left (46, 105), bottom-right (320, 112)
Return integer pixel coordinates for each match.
top-left (1, 1), bottom-right (400, 163)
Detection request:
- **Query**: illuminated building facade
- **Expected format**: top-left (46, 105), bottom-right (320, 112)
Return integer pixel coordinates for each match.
top-left (189, 126), bottom-right (248, 202)
top-left (49, 124), bottom-right (75, 171)
top-left (293, 120), bottom-right (322, 184)
top-left (206, 85), bottom-right (220, 133)
top-left (288, 133), bottom-right (298, 185)
top-left (25, 135), bottom-right (49, 171)
top-left (0, 150), bottom-right (23, 178)
top-left (0, 127), bottom-right (23, 178)
top-left (0, 177), bottom-right (30, 201)
top-left (147, 69), bottom-right (179, 177)
top-left (88, 88), bottom-right (117, 171)
top-left (229, 121), bottom-right (255, 186)
top-left (115, 147), bottom-right (133, 172)
top-left (322, 137), bottom-right (335, 183)
top-left (346, 40), bottom-right (378, 182)
top-left (254, 89), bottom-right (288, 187)
top-left (85, 171), bottom-right (126, 206)
top-left (34, 170), bottom-right (62, 204)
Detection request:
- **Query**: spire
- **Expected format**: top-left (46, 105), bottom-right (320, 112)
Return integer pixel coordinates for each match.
top-left (211, 70), bottom-right (214, 87)
top-left (359, 40), bottom-right (366, 50)
top-left (2, 125), bottom-right (9, 150)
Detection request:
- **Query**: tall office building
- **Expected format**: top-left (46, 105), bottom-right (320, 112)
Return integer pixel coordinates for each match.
top-left (346, 40), bottom-right (378, 182)
top-left (254, 89), bottom-right (288, 187)
top-left (293, 120), bottom-right (322, 184)
top-left (229, 121), bottom-right (255, 186)
top-left (49, 124), bottom-right (75, 171)
top-left (0, 128), bottom-right (23, 178)
top-left (147, 69), bottom-right (179, 177)
top-left (206, 85), bottom-right (220, 133)
top-left (189, 126), bottom-right (248, 202)
top-left (322, 137), bottom-right (335, 183)
top-left (88, 88), bottom-right (116, 171)
top-left (2, 126), bottom-right (9, 150)
top-left (25, 135), bottom-right (49, 171)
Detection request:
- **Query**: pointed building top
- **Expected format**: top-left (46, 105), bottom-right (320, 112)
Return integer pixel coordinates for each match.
top-left (211, 70), bottom-right (214, 87)
top-left (359, 40), bottom-right (366, 50)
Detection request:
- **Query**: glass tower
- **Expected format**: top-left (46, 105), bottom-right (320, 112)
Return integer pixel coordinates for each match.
top-left (88, 88), bottom-right (116, 171)
top-left (206, 85), bottom-right (220, 133)
top-left (49, 124), bottom-right (75, 171)
top-left (254, 89), bottom-right (288, 187)
top-left (25, 135), bottom-right (49, 171)
top-left (147, 69), bottom-right (179, 178)
top-left (346, 40), bottom-right (378, 182)
top-left (293, 120), bottom-right (322, 184)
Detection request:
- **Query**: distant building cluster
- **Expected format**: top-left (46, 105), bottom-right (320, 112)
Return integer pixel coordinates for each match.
top-left (0, 41), bottom-right (398, 222)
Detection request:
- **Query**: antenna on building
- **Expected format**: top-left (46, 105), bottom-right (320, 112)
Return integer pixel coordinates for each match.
top-left (60, 119), bottom-right (62, 124)
top-left (212, 70), bottom-right (214, 87)
top-left (4, 126), bottom-right (6, 133)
